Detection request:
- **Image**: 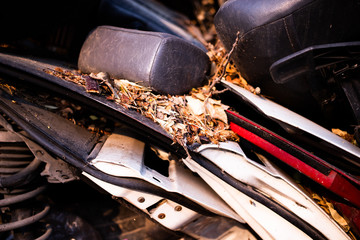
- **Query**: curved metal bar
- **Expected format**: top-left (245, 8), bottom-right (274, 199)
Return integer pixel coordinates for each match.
top-left (0, 158), bottom-right (42, 188)
top-left (0, 205), bottom-right (50, 232)
top-left (0, 185), bottom-right (47, 207)
top-left (35, 224), bottom-right (52, 240)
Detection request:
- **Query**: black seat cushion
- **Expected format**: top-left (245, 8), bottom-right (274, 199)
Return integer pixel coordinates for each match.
top-left (78, 26), bottom-right (210, 95)
top-left (215, 0), bottom-right (360, 116)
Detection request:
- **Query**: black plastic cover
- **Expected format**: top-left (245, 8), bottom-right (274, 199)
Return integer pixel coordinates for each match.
top-left (270, 41), bottom-right (360, 84)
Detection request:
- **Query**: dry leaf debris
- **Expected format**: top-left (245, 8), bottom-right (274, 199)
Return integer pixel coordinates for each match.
top-left (309, 191), bottom-right (357, 239)
top-left (332, 128), bottom-right (358, 146)
top-left (44, 67), bottom-right (84, 85)
top-left (110, 76), bottom-right (239, 146)
top-left (43, 68), bottom-right (239, 147)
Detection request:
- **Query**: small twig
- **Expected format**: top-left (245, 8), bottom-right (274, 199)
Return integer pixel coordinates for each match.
top-left (176, 136), bottom-right (191, 157)
top-left (221, 31), bottom-right (241, 76)
top-left (211, 88), bottom-right (229, 95)
top-left (202, 32), bottom-right (241, 124)
top-left (208, 31), bottom-right (241, 91)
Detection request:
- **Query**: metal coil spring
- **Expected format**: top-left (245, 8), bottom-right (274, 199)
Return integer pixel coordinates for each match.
top-left (0, 125), bottom-right (51, 240)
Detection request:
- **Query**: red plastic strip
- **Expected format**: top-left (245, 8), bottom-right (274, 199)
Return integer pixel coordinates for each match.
top-left (227, 110), bottom-right (360, 185)
top-left (230, 122), bottom-right (360, 208)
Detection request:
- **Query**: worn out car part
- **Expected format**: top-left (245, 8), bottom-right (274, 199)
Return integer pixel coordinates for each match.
top-left (0, 49), bottom-right (357, 240)
top-left (227, 110), bottom-right (360, 208)
top-left (269, 41), bottom-right (360, 128)
top-left (1, 2), bottom-right (358, 239)
top-left (184, 142), bottom-right (350, 240)
top-left (0, 55), bottom-right (259, 239)
top-left (214, 0), bottom-right (360, 128)
top-left (0, 76), bottom-right (347, 239)
top-left (78, 26), bottom-right (210, 95)
top-left (221, 80), bottom-right (360, 178)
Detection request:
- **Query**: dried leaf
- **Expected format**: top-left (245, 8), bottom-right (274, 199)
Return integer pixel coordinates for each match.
top-left (326, 202), bottom-right (350, 232)
top-left (186, 96), bottom-right (205, 116)
top-left (205, 101), bottom-right (228, 124)
top-left (312, 193), bottom-right (351, 232)
top-left (192, 91), bottom-right (207, 101)
top-left (83, 75), bottom-right (100, 94)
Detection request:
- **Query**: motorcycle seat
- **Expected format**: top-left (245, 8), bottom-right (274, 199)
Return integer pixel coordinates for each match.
top-left (78, 25), bottom-right (210, 95)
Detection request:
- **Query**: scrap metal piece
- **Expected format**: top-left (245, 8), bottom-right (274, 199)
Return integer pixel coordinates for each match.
top-left (88, 131), bottom-right (243, 223)
top-left (183, 142), bottom-right (350, 240)
top-left (21, 137), bottom-right (79, 183)
top-left (83, 173), bottom-right (198, 230)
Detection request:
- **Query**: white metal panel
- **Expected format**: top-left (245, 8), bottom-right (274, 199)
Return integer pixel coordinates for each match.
top-left (195, 142), bottom-right (349, 240)
top-left (89, 133), bottom-right (243, 222)
top-left (83, 172), bottom-right (199, 230)
top-left (183, 157), bottom-right (312, 240)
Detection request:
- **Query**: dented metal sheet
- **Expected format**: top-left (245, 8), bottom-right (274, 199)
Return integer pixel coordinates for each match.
top-left (90, 132), bottom-right (243, 223)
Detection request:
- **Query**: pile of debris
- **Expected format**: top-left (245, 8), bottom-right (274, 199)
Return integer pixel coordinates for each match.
top-left (44, 63), bottom-right (240, 147)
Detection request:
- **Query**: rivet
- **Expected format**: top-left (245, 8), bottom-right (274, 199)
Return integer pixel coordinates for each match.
top-left (35, 150), bottom-right (44, 156)
top-left (137, 197), bottom-right (145, 203)
top-left (158, 213), bottom-right (166, 219)
top-left (174, 206), bottom-right (182, 212)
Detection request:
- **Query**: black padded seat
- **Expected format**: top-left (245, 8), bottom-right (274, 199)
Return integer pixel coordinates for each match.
top-left (215, 0), bottom-right (360, 118)
top-left (78, 26), bottom-right (210, 95)
top-left (216, 0), bottom-right (313, 39)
